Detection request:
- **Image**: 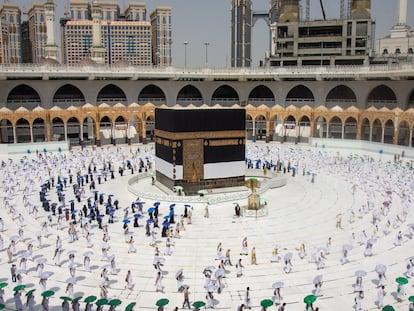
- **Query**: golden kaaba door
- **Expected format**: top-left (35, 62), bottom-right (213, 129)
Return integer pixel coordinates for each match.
top-left (183, 139), bottom-right (204, 182)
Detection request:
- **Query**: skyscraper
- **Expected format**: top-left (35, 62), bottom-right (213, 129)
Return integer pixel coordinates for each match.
top-left (0, 3), bottom-right (21, 63)
top-left (231, 0), bottom-right (252, 67)
top-left (61, 0), bottom-right (153, 65)
top-left (150, 6), bottom-right (172, 66)
top-left (27, 3), bottom-right (47, 63)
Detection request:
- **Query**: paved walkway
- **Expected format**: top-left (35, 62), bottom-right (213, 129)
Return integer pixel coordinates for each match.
top-left (0, 142), bottom-right (413, 311)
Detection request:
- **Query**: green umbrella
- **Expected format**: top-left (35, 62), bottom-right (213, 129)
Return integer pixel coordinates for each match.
top-left (13, 285), bottom-right (26, 292)
top-left (396, 277), bottom-right (409, 285)
top-left (84, 296), bottom-right (97, 303)
top-left (155, 298), bottom-right (169, 307)
top-left (108, 299), bottom-right (122, 307)
top-left (198, 189), bottom-right (207, 195)
top-left (260, 299), bottom-right (273, 308)
top-left (41, 290), bottom-right (55, 297)
top-left (409, 296), bottom-right (414, 302)
top-left (174, 185), bottom-right (183, 191)
top-left (382, 306), bottom-right (395, 311)
top-left (125, 302), bottom-right (136, 311)
top-left (25, 289), bottom-right (36, 297)
top-left (0, 303), bottom-right (4, 310)
top-left (304, 295), bottom-right (317, 304)
top-left (192, 301), bottom-right (206, 309)
top-left (59, 296), bottom-right (72, 301)
top-left (72, 296), bottom-right (83, 303)
top-left (0, 283), bottom-right (8, 289)
top-left (96, 298), bottom-right (109, 307)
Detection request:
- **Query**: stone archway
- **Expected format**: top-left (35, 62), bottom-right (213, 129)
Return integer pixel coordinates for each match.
top-left (248, 85), bottom-right (275, 107)
top-left (344, 117), bottom-right (357, 139)
top-left (383, 119), bottom-right (394, 144)
top-left (372, 119), bottom-right (382, 143)
top-left (398, 121), bottom-right (410, 146)
top-left (314, 116), bottom-right (327, 138)
top-left (15, 118), bottom-right (31, 143)
top-left (361, 118), bottom-right (370, 141)
top-left (328, 117), bottom-right (342, 139)
top-left (176, 85), bottom-right (203, 106)
top-left (0, 119), bottom-right (13, 143)
top-left (33, 118), bottom-right (46, 142)
top-left (51, 117), bottom-right (65, 141)
top-left (67, 117), bottom-right (81, 146)
top-left (211, 85), bottom-right (239, 107)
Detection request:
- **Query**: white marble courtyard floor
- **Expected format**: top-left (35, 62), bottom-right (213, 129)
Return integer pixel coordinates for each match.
top-left (0, 141), bottom-right (413, 311)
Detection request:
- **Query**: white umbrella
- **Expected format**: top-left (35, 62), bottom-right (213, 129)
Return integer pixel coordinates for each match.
top-left (175, 269), bottom-right (184, 279)
top-left (67, 250), bottom-right (77, 255)
top-left (154, 256), bottom-right (166, 264)
top-left (206, 284), bottom-right (218, 293)
top-left (214, 269), bottom-right (225, 278)
top-left (313, 275), bottom-right (323, 284)
top-left (375, 264), bottom-right (387, 274)
top-left (21, 252), bottom-right (31, 259)
top-left (101, 242), bottom-right (110, 250)
top-left (284, 252), bottom-right (293, 260)
top-left (272, 282), bottom-right (284, 289)
top-left (66, 277), bottom-right (77, 284)
top-left (342, 244), bottom-right (353, 251)
top-left (10, 235), bottom-right (19, 242)
top-left (83, 251), bottom-right (93, 257)
top-left (36, 258), bottom-right (47, 264)
top-left (318, 247), bottom-right (328, 254)
top-left (355, 270), bottom-right (367, 277)
top-left (15, 269), bottom-right (26, 275)
top-left (40, 272), bottom-right (53, 279)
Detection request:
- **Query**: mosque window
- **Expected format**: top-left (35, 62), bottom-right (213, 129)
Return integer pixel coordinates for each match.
top-left (382, 48), bottom-right (388, 55)
top-left (395, 48), bottom-right (401, 54)
top-left (408, 48), bottom-right (413, 54)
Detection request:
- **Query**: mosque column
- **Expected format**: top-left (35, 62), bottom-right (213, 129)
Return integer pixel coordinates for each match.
top-left (64, 122), bottom-right (68, 141)
top-left (326, 123), bottom-right (329, 138)
top-left (94, 122), bottom-right (101, 146)
top-left (266, 119), bottom-right (272, 142)
top-left (13, 125), bottom-right (17, 143)
top-left (369, 124), bottom-right (373, 141)
top-left (341, 123), bottom-right (345, 139)
top-left (310, 119), bottom-right (315, 137)
top-left (111, 122), bottom-right (116, 145)
top-left (381, 127), bottom-right (385, 143)
top-left (30, 125), bottom-right (34, 143)
top-left (252, 119), bottom-right (256, 140)
top-left (393, 128), bottom-right (399, 145)
top-left (79, 122), bottom-right (84, 146)
top-left (409, 129), bottom-right (413, 147)
top-left (0, 127), bottom-right (2, 143)
top-left (356, 123), bottom-right (362, 140)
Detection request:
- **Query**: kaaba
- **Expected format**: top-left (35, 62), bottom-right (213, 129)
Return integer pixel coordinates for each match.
top-left (155, 108), bottom-right (246, 195)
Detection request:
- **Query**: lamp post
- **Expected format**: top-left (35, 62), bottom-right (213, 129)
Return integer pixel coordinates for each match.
top-left (184, 41), bottom-right (189, 69)
top-left (204, 42), bottom-right (210, 66)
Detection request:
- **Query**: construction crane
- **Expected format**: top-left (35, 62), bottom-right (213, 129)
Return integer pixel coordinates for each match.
top-left (319, 0), bottom-right (326, 20)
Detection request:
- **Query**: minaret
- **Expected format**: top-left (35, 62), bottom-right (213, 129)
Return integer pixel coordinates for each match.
top-left (44, 0), bottom-right (59, 61)
top-left (397, 0), bottom-right (407, 25)
top-left (90, 0), bottom-right (106, 64)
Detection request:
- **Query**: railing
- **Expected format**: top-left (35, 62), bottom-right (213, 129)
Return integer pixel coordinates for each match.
top-left (0, 63), bottom-right (413, 79)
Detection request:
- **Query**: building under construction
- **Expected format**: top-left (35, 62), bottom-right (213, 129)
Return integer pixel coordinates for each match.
top-left (269, 0), bottom-right (374, 66)
top-left (231, 0), bottom-right (376, 67)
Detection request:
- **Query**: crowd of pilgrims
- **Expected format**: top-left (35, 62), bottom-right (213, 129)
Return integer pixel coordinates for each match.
top-left (0, 143), bottom-right (414, 310)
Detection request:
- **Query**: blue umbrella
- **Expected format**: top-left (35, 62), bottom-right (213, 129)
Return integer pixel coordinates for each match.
top-left (97, 214), bottom-right (105, 219)
top-left (71, 210), bottom-right (77, 215)
top-left (154, 202), bottom-right (160, 207)
top-left (123, 219), bottom-right (130, 224)
top-left (169, 204), bottom-right (176, 209)
top-left (92, 190), bottom-right (99, 193)
top-left (147, 208), bottom-right (155, 213)
top-left (68, 199), bottom-right (74, 202)
top-left (147, 219), bottom-right (154, 224)
top-left (134, 202), bottom-right (143, 206)
top-left (162, 221), bottom-right (170, 227)
top-left (134, 214), bottom-right (142, 218)
top-left (87, 214), bottom-right (94, 218)
top-left (108, 194), bottom-right (114, 197)
top-left (184, 204), bottom-right (191, 208)
top-left (163, 215), bottom-right (170, 220)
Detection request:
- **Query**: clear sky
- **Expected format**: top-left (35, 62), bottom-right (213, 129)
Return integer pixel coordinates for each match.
top-left (9, 0), bottom-right (414, 67)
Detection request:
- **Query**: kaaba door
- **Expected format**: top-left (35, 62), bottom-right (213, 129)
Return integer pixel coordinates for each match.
top-left (183, 139), bottom-right (204, 182)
